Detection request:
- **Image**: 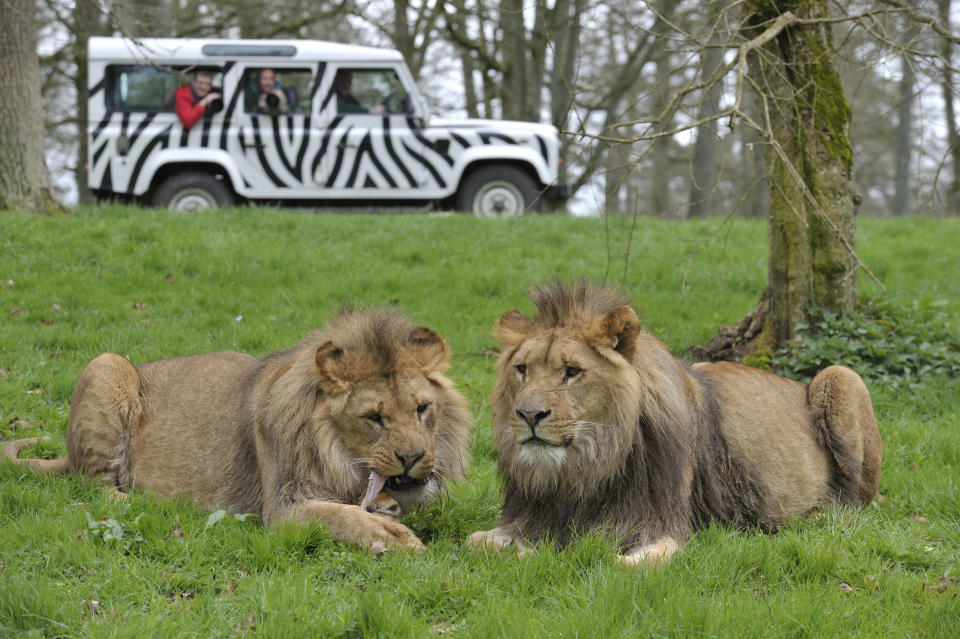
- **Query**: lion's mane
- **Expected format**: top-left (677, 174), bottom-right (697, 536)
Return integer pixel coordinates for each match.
top-left (5, 308), bottom-right (473, 529)
top-left (491, 283), bottom-right (773, 550)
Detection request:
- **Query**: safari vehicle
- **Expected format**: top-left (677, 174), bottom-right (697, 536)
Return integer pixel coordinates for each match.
top-left (87, 37), bottom-right (569, 218)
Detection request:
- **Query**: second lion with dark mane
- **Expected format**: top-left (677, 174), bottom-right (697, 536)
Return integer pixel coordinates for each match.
top-left (468, 282), bottom-right (882, 565)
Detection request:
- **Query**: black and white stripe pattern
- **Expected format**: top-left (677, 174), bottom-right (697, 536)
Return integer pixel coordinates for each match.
top-left (88, 60), bottom-right (557, 201)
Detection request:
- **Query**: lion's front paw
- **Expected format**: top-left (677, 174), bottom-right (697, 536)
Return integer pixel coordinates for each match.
top-left (618, 537), bottom-right (680, 568)
top-left (350, 506), bottom-right (423, 555)
top-left (288, 502), bottom-right (423, 555)
top-left (466, 527), bottom-right (530, 558)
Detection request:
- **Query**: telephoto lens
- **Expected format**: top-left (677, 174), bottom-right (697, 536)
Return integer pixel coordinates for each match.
top-left (207, 97), bottom-right (223, 114)
top-left (265, 93), bottom-right (280, 108)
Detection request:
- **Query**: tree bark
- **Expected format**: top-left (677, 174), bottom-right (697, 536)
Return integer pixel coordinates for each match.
top-left (499, 0), bottom-right (528, 121)
top-left (893, 30), bottom-right (916, 216)
top-left (687, 0), bottom-right (726, 218)
top-left (72, 0), bottom-right (105, 205)
top-left (938, 0), bottom-right (960, 215)
top-left (693, 0), bottom-right (858, 359)
top-left (755, 0), bottom-right (858, 343)
top-left (741, 72), bottom-right (769, 218)
top-left (0, 0), bottom-right (63, 213)
top-left (460, 46), bottom-right (481, 119)
top-left (549, 0), bottom-right (581, 178)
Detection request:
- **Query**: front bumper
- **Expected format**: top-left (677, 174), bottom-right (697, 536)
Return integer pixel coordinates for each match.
top-left (544, 182), bottom-right (571, 201)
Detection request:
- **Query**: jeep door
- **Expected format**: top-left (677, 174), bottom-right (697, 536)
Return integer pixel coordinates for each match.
top-left (313, 65), bottom-right (444, 199)
top-left (230, 66), bottom-right (315, 197)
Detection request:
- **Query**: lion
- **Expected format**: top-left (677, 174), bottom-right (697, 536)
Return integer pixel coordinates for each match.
top-left (4, 308), bottom-right (472, 554)
top-left (467, 282), bottom-right (882, 565)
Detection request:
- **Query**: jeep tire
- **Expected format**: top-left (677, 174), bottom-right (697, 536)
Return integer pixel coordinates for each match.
top-left (152, 172), bottom-right (234, 212)
top-left (456, 166), bottom-right (540, 219)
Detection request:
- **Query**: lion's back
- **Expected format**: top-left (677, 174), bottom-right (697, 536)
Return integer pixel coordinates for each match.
top-left (127, 351), bottom-right (262, 511)
top-left (693, 361), bottom-right (832, 524)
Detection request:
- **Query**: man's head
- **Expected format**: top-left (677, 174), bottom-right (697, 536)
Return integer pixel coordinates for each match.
top-left (335, 70), bottom-right (353, 94)
top-left (190, 70), bottom-right (213, 98)
top-left (258, 69), bottom-right (277, 93)
top-left (190, 70), bottom-right (214, 97)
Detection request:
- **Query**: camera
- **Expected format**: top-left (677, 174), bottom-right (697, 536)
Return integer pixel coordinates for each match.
top-left (206, 97), bottom-right (223, 114)
top-left (265, 93), bottom-right (280, 108)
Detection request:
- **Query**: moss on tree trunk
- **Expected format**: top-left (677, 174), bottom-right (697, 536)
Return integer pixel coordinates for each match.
top-left (690, 0), bottom-right (858, 362)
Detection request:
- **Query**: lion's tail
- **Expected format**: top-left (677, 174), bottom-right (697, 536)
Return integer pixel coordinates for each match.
top-left (3, 437), bottom-right (71, 474)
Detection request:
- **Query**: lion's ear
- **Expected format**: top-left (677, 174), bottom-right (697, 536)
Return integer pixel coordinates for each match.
top-left (494, 310), bottom-right (532, 345)
top-left (407, 326), bottom-right (449, 370)
top-left (314, 340), bottom-right (349, 389)
top-left (596, 305), bottom-right (641, 359)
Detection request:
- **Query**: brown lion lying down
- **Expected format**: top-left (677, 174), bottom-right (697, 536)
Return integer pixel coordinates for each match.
top-left (5, 309), bottom-right (472, 554)
top-left (468, 282), bottom-right (882, 565)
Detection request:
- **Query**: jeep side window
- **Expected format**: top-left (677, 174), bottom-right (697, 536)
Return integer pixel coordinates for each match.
top-left (334, 69), bottom-right (411, 115)
top-left (105, 65), bottom-right (223, 113)
top-left (106, 65), bottom-right (178, 112)
top-left (243, 68), bottom-right (312, 115)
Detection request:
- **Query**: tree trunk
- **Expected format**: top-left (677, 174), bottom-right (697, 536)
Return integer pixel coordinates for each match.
top-left (461, 47), bottom-right (481, 119)
top-left (649, 57), bottom-right (674, 216)
top-left (0, 0), bottom-right (63, 213)
top-left (72, 0), bottom-right (104, 205)
top-left (741, 74), bottom-right (769, 218)
top-left (604, 138), bottom-right (629, 215)
top-left (687, 0), bottom-right (726, 218)
top-left (756, 0), bottom-right (858, 343)
top-left (893, 33), bottom-right (916, 216)
top-left (691, 0), bottom-right (858, 360)
top-left (549, 0), bottom-right (582, 177)
top-left (938, 0), bottom-right (960, 215)
top-left (499, 0), bottom-right (527, 121)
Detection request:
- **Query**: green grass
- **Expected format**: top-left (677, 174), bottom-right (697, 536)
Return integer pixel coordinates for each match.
top-left (1, 207), bottom-right (958, 637)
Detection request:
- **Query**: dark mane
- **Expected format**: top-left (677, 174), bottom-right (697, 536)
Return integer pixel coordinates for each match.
top-left (528, 281), bottom-right (631, 326)
top-left (501, 415), bottom-right (693, 549)
top-left (500, 380), bottom-right (767, 550)
top-left (499, 282), bottom-right (768, 550)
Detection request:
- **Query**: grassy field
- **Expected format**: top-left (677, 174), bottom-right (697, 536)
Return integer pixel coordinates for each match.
top-left (1, 206), bottom-right (958, 637)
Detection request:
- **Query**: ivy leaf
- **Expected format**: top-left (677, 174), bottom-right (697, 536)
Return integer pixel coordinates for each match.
top-left (205, 509), bottom-right (227, 530)
top-left (233, 512), bottom-right (259, 522)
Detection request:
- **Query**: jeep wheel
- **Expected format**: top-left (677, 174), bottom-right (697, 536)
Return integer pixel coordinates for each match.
top-left (457, 166), bottom-right (539, 219)
top-left (152, 172), bottom-right (234, 212)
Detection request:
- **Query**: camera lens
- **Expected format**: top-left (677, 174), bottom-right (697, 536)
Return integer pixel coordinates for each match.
top-left (266, 93), bottom-right (279, 108)
top-left (207, 97), bottom-right (223, 114)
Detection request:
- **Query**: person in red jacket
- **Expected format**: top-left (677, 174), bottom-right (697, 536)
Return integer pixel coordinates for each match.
top-left (174, 70), bottom-right (220, 130)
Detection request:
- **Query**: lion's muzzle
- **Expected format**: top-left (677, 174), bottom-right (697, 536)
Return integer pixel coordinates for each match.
top-left (386, 473), bottom-right (431, 491)
top-left (516, 408), bottom-right (551, 428)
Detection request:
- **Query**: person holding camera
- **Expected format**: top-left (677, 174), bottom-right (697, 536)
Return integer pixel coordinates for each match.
top-left (174, 70), bottom-right (221, 130)
top-left (255, 68), bottom-right (294, 115)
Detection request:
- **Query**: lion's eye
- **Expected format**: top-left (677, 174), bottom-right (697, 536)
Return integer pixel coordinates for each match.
top-left (515, 364), bottom-right (527, 376)
top-left (564, 366), bottom-right (582, 380)
top-left (364, 413), bottom-right (384, 428)
top-left (417, 403), bottom-right (431, 419)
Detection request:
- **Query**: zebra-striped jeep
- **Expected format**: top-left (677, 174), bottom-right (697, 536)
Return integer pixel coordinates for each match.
top-left (87, 37), bottom-right (568, 218)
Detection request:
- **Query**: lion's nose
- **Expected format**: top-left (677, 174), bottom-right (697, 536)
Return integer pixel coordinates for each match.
top-left (395, 450), bottom-right (425, 472)
top-left (516, 408), bottom-right (551, 428)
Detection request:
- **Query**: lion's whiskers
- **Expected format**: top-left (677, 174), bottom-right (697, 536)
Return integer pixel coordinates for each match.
top-left (572, 420), bottom-right (607, 429)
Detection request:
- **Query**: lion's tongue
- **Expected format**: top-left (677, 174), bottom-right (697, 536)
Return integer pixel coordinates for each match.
top-left (359, 470), bottom-right (387, 510)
